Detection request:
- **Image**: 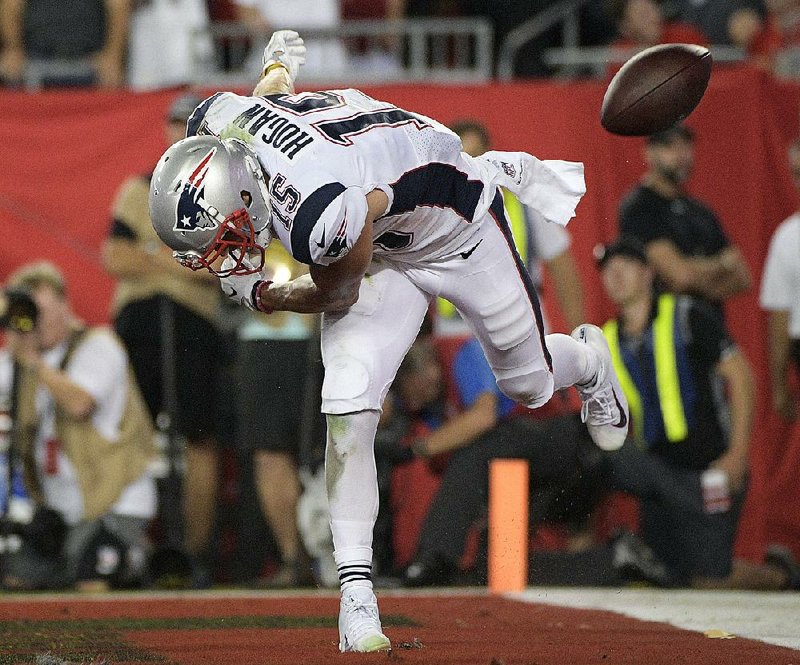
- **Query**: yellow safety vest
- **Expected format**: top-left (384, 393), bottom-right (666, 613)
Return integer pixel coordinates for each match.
top-left (602, 294), bottom-right (689, 444)
top-left (437, 188), bottom-right (529, 320)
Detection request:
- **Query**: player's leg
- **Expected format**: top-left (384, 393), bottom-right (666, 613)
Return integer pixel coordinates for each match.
top-left (320, 262), bottom-right (430, 652)
top-left (442, 191), bottom-right (628, 450)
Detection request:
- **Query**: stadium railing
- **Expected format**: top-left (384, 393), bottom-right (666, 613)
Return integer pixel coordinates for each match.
top-left (190, 17), bottom-right (494, 87)
top-left (497, 0), bottom-right (749, 80)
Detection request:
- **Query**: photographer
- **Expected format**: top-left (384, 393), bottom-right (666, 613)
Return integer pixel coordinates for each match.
top-left (0, 262), bottom-right (157, 590)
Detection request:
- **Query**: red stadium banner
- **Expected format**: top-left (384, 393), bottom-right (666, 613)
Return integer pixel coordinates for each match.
top-left (1, 66), bottom-right (799, 561)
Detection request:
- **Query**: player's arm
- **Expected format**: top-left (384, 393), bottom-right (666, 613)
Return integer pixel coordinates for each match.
top-left (255, 189), bottom-right (388, 313)
top-left (253, 63), bottom-right (294, 96)
top-left (252, 30), bottom-right (306, 96)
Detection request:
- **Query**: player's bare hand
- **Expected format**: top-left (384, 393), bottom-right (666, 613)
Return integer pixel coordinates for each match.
top-left (262, 30), bottom-right (306, 81)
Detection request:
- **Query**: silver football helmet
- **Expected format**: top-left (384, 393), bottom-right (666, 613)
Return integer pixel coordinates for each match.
top-left (149, 135), bottom-right (273, 276)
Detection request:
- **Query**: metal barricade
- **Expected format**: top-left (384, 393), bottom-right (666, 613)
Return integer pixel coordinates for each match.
top-left (190, 18), bottom-right (494, 87)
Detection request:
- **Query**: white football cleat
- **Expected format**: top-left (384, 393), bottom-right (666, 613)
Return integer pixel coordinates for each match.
top-left (571, 324), bottom-right (629, 451)
top-left (338, 586), bottom-right (391, 653)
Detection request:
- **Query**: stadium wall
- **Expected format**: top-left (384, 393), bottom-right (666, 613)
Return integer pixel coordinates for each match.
top-left (1, 66), bottom-right (798, 561)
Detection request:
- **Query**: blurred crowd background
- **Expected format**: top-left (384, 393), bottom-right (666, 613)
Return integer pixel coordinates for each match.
top-left (2, 0), bottom-right (800, 90)
top-left (1, 0), bottom-right (800, 594)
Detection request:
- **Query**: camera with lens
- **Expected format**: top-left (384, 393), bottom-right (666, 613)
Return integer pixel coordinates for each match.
top-left (0, 288), bottom-right (38, 333)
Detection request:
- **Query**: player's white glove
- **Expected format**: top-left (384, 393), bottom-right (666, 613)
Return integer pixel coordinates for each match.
top-left (262, 30), bottom-right (306, 82)
top-left (218, 255), bottom-right (267, 311)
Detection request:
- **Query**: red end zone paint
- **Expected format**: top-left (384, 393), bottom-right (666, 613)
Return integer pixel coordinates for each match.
top-left (0, 593), bottom-right (796, 665)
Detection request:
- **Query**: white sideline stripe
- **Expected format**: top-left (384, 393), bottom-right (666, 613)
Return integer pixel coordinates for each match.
top-left (515, 587), bottom-right (800, 651)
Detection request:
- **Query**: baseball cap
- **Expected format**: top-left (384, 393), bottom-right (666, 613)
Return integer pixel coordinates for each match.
top-left (594, 236), bottom-right (648, 268)
top-left (647, 123), bottom-right (694, 146)
top-left (167, 93), bottom-right (203, 123)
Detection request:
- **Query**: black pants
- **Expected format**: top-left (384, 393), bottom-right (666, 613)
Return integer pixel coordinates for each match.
top-left (603, 440), bottom-right (745, 582)
top-left (415, 414), bottom-right (597, 566)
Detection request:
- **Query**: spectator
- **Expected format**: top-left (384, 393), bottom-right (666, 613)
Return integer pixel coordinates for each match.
top-left (673, 0), bottom-right (782, 70)
top-left (441, 119), bottom-right (585, 336)
top-left (618, 123), bottom-right (751, 321)
top-left (102, 94), bottom-right (223, 588)
top-left (394, 336), bottom-right (600, 587)
top-left (341, 0), bottom-right (405, 77)
top-left (0, 261), bottom-right (157, 591)
top-left (606, 0), bottom-right (707, 67)
top-left (767, 0), bottom-right (800, 76)
top-left (598, 238), bottom-right (799, 589)
top-left (127, 0), bottom-right (212, 90)
top-left (0, 0), bottom-right (129, 88)
top-left (769, 0), bottom-right (800, 41)
top-left (235, 242), bottom-right (319, 588)
top-left (759, 138), bottom-right (800, 421)
top-left (233, 0), bottom-right (348, 80)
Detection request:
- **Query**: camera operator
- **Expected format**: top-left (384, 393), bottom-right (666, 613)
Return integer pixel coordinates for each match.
top-left (0, 261), bottom-right (157, 590)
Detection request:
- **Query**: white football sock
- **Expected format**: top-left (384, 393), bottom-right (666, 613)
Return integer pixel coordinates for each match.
top-left (326, 410), bottom-right (381, 591)
top-left (546, 332), bottom-right (596, 390)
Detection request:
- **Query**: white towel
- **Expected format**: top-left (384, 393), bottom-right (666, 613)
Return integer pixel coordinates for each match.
top-left (477, 150), bottom-right (586, 227)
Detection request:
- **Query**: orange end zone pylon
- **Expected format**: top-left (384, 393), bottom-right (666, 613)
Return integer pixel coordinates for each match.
top-left (488, 458), bottom-right (529, 593)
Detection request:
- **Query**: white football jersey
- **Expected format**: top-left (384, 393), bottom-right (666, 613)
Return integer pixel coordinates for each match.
top-left (188, 89), bottom-right (498, 266)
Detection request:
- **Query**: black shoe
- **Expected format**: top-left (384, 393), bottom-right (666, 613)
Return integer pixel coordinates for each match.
top-left (765, 544), bottom-right (800, 590)
top-left (612, 530), bottom-right (674, 588)
top-left (403, 553), bottom-right (455, 587)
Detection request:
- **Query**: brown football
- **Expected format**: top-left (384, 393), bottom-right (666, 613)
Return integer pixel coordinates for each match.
top-left (600, 43), bottom-right (712, 136)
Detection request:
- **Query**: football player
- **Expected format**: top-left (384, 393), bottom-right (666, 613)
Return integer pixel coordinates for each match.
top-left (148, 30), bottom-right (629, 653)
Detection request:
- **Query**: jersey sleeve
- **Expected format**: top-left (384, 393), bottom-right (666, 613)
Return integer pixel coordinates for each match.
top-left (285, 179), bottom-right (369, 266)
top-left (186, 92), bottom-right (227, 138)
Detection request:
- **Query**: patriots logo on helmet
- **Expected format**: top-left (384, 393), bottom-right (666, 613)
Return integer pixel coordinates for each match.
top-left (174, 148), bottom-right (219, 233)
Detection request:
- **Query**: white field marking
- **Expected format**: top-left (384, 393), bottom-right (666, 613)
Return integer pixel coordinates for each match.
top-left (516, 587), bottom-right (800, 651)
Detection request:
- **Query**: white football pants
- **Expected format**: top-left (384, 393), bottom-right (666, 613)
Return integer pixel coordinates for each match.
top-left (322, 192), bottom-right (593, 570)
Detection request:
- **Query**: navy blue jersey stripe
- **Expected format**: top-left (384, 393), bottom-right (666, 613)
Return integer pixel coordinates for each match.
top-left (488, 191), bottom-right (552, 371)
top-left (291, 182), bottom-right (346, 264)
top-left (387, 163), bottom-right (483, 221)
top-left (186, 93), bottom-right (224, 137)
